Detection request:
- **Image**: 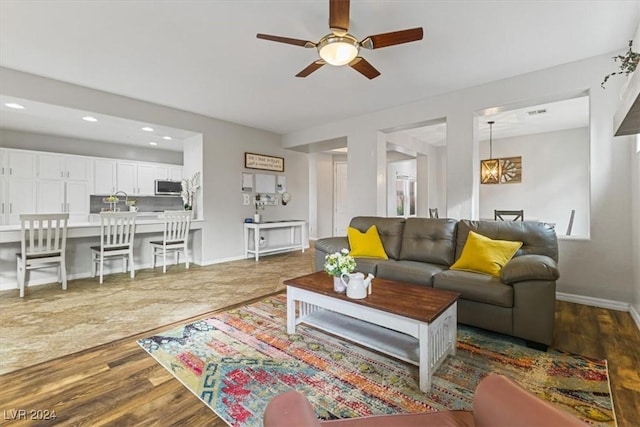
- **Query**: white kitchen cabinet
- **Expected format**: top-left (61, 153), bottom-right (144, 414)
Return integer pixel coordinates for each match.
top-left (116, 161), bottom-right (137, 195)
top-left (94, 159), bottom-right (117, 195)
top-left (37, 178), bottom-right (89, 222)
top-left (137, 163), bottom-right (156, 195)
top-left (37, 180), bottom-right (65, 213)
top-left (7, 150), bottom-right (36, 179)
top-left (117, 161), bottom-right (171, 195)
top-left (7, 178), bottom-right (37, 225)
top-left (66, 181), bottom-right (89, 222)
top-left (39, 153), bottom-right (91, 181)
top-left (38, 153), bottom-right (65, 179)
top-left (169, 166), bottom-right (183, 181)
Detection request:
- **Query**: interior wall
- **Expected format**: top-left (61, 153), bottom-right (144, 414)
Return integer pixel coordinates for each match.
top-left (0, 128), bottom-right (183, 164)
top-left (282, 53), bottom-right (634, 304)
top-left (315, 152), bottom-right (334, 239)
top-left (0, 67), bottom-right (309, 265)
top-left (479, 127), bottom-right (589, 236)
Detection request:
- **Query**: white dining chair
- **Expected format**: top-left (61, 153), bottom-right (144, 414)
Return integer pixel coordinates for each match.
top-left (150, 210), bottom-right (192, 273)
top-left (16, 213), bottom-right (69, 298)
top-left (91, 211), bottom-right (137, 284)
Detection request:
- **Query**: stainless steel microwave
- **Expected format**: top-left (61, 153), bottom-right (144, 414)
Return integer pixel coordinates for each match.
top-left (155, 180), bottom-right (182, 195)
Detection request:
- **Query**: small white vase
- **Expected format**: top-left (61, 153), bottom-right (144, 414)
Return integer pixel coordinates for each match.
top-left (254, 213), bottom-right (261, 223)
top-left (333, 276), bottom-right (346, 293)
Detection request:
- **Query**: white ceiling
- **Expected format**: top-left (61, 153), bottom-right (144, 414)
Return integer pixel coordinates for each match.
top-left (0, 1), bottom-right (637, 144)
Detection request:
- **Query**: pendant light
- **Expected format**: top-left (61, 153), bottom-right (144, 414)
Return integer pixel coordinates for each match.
top-left (480, 121), bottom-right (500, 184)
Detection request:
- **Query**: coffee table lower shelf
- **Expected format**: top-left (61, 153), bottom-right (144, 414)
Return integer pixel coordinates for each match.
top-left (302, 309), bottom-right (421, 366)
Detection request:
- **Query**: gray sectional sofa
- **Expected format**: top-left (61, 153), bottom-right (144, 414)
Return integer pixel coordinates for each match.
top-left (314, 216), bottom-right (560, 350)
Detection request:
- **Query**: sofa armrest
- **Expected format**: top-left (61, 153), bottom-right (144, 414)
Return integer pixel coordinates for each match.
top-left (263, 390), bottom-right (321, 427)
top-left (314, 237), bottom-right (350, 272)
top-left (473, 374), bottom-right (587, 427)
top-left (501, 254), bottom-right (559, 284)
top-left (314, 237), bottom-right (350, 256)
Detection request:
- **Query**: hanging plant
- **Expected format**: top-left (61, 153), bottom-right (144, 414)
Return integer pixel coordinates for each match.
top-left (601, 40), bottom-right (640, 89)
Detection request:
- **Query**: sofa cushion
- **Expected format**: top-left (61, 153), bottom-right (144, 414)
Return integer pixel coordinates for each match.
top-left (376, 260), bottom-right (447, 286)
top-left (347, 225), bottom-right (388, 259)
top-left (351, 257), bottom-right (381, 276)
top-left (455, 220), bottom-right (558, 262)
top-left (451, 231), bottom-right (522, 277)
top-left (434, 270), bottom-right (514, 308)
top-left (399, 218), bottom-right (457, 266)
top-left (349, 217), bottom-right (405, 260)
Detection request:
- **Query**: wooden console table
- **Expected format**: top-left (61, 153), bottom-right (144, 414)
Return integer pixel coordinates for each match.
top-left (243, 220), bottom-right (307, 261)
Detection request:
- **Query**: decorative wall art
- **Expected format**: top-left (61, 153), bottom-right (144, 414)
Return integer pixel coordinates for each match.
top-left (245, 152), bottom-right (285, 172)
top-left (499, 157), bottom-right (522, 183)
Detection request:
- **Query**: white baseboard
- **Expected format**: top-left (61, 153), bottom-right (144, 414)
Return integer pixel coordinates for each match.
top-left (630, 304), bottom-right (640, 331)
top-left (556, 292), bottom-right (630, 311)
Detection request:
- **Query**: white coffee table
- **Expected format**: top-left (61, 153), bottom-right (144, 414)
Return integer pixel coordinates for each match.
top-left (284, 272), bottom-right (460, 392)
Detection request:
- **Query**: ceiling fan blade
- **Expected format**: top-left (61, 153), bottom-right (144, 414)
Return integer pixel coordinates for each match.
top-left (349, 57), bottom-right (380, 80)
top-left (329, 0), bottom-right (350, 35)
top-left (256, 33), bottom-right (316, 48)
top-left (296, 60), bottom-right (326, 78)
top-left (360, 27), bottom-right (423, 50)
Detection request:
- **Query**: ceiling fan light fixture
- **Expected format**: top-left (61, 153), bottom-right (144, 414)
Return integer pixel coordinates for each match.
top-left (317, 34), bottom-right (359, 66)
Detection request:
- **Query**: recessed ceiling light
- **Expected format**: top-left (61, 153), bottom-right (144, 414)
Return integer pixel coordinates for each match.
top-left (163, 136), bottom-right (172, 140)
top-left (82, 116), bottom-right (98, 122)
top-left (149, 142), bottom-right (158, 146)
top-left (5, 102), bottom-right (25, 109)
top-left (142, 126), bottom-right (154, 132)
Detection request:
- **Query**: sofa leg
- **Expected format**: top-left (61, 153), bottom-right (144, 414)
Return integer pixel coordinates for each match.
top-left (525, 340), bottom-right (548, 352)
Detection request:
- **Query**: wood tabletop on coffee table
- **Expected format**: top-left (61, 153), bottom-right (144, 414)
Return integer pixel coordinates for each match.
top-left (284, 271), bottom-right (460, 324)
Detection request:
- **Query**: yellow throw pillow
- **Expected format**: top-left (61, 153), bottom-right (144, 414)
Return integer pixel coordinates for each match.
top-left (450, 231), bottom-right (522, 277)
top-left (347, 225), bottom-right (388, 259)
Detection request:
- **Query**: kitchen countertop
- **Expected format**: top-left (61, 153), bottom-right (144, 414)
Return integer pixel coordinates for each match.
top-left (0, 217), bottom-right (203, 243)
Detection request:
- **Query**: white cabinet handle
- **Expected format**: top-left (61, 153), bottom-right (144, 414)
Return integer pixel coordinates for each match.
top-left (67, 171), bottom-right (70, 178)
top-left (61, 171), bottom-right (64, 178)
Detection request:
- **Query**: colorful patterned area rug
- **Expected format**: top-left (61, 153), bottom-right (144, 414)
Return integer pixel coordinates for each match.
top-left (138, 295), bottom-right (615, 427)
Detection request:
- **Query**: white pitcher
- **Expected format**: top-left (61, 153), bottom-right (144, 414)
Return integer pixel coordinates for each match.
top-left (340, 272), bottom-right (374, 299)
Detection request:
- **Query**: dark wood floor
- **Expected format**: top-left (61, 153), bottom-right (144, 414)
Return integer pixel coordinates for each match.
top-left (1, 299), bottom-right (638, 426)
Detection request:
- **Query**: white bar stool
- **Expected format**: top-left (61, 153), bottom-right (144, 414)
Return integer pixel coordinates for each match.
top-left (150, 210), bottom-right (192, 273)
top-left (91, 211), bottom-right (137, 284)
top-left (16, 213), bottom-right (69, 298)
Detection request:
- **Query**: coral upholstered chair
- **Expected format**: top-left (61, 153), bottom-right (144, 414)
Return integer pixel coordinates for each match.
top-left (263, 374), bottom-right (588, 427)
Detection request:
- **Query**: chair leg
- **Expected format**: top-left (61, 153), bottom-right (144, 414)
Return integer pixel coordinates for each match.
top-left (91, 252), bottom-right (97, 278)
top-left (162, 247), bottom-right (167, 273)
top-left (151, 247), bottom-right (156, 269)
top-left (17, 259), bottom-right (25, 298)
top-left (60, 257), bottom-right (67, 291)
top-left (130, 250), bottom-right (135, 278)
top-left (185, 246), bottom-right (190, 269)
top-left (99, 253), bottom-right (104, 284)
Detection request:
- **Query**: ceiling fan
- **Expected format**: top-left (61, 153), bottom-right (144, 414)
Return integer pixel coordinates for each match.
top-left (256, 0), bottom-right (423, 79)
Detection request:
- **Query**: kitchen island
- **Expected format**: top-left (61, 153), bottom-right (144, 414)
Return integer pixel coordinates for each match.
top-left (0, 215), bottom-right (203, 293)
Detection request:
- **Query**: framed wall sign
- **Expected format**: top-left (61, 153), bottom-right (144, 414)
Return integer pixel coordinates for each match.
top-left (245, 152), bottom-right (285, 172)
